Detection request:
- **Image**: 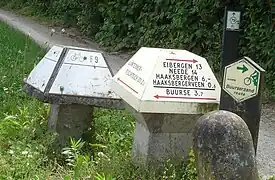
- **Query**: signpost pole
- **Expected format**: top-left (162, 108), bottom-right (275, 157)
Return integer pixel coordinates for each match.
top-left (220, 2), bottom-right (243, 119)
top-left (219, 3), bottom-right (243, 112)
top-left (219, 2), bottom-right (265, 154)
top-left (220, 5), bottom-right (242, 69)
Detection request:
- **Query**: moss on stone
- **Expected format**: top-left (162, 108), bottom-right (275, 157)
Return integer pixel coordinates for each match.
top-left (197, 103), bottom-right (219, 114)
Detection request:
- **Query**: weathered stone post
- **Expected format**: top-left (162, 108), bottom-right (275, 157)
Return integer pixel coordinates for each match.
top-left (23, 45), bottom-right (123, 147)
top-left (193, 110), bottom-right (259, 180)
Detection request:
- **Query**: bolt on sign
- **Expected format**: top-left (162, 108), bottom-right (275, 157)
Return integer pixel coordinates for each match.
top-left (23, 45), bottom-right (121, 107)
top-left (222, 57), bottom-right (265, 103)
top-left (111, 47), bottom-right (221, 114)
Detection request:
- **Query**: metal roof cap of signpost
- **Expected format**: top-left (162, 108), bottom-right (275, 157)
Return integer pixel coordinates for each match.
top-left (23, 45), bottom-right (123, 109)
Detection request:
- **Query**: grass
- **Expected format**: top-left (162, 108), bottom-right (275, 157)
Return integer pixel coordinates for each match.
top-left (0, 22), bottom-right (198, 179)
top-left (0, 19), bottom-right (274, 180)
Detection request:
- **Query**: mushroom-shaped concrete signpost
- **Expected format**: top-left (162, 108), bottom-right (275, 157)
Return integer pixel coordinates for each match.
top-left (112, 47), bottom-right (221, 166)
top-left (23, 45), bottom-right (123, 146)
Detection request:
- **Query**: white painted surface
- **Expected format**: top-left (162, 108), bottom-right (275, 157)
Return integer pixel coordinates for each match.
top-left (112, 47), bottom-right (221, 114)
top-left (63, 49), bottom-right (108, 68)
top-left (223, 57), bottom-right (261, 102)
top-left (50, 64), bottom-right (119, 98)
top-left (44, 45), bottom-right (64, 61)
top-left (49, 47), bottom-right (120, 99)
top-left (25, 45), bottom-right (63, 92)
top-left (25, 57), bottom-right (57, 92)
top-left (226, 11), bottom-right (241, 31)
top-left (25, 45), bottom-right (120, 99)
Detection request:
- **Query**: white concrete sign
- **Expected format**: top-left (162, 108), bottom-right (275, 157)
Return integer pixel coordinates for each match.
top-left (226, 11), bottom-right (241, 31)
top-left (25, 45), bottom-right (119, 99)
top-left (223, 57), bottom-right (264, 102)
top-left (111, 47), bottom-right (221, 114)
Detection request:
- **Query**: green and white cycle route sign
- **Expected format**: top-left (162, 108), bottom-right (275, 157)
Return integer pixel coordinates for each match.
top-left (223, 57), bottom-right (264, 103)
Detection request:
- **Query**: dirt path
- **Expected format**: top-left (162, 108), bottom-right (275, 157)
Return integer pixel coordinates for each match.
top-left (0, 9), bottom-right (131, 74)
top-left (0, 8), bottom-right (274, 177)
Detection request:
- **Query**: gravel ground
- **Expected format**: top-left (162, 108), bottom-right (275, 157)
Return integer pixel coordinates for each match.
top-left (257, 103), bottom-right (275, 177)
top-left (0, 8), bottom-right (274, 177)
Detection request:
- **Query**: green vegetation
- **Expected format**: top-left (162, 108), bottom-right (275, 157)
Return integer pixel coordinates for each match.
top-left (0, 0), bottom-right (274, 97)
top-left (0, 0), bottom-right (274, 179)
top-left (0, 22), bottom-right (198, 179)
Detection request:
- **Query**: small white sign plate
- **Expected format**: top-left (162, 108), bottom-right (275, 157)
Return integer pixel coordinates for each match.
top-left (223, 57), bottom-right (263, 102)
top-left (226, 11), bottom-right (241, 31)
top-left (112, 47), bottom-right (221, 114)
top-left (64, 49), bottom-right (108, 68)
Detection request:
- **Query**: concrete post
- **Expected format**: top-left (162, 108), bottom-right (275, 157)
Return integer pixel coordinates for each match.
top-left (126, 104), bottom-right (201, 166)
top-left (48, 104), bottom-right (94, 147)
top-left (193, 110), bottom-right (259, 180)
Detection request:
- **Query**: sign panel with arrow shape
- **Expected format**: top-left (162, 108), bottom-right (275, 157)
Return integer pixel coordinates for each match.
top-left (222, 57), bottom-right (264, 103)
top-left (237, 64), bottom-right (248, 73)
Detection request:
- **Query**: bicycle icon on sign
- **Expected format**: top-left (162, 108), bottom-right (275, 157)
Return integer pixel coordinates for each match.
top-left (230, 13), bottom-right (238, 24)
top-left (70, 52), bottom-right (82, 62)
top-left (244, 70), bottom-right (259, 87)
top-left (228, 12), bottom-right (240, 30)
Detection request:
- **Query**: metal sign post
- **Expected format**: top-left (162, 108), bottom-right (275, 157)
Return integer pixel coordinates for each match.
top-left (219, 5), bottom-right (265, 154)
top-left (220, 6), bottom-right (242, 69)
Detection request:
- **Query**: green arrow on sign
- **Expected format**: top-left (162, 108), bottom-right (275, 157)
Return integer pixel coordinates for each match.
top-left (237, 64), bottom-right (248, 73)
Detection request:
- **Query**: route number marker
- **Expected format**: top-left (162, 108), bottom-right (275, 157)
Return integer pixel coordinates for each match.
top-left (223, 57), bottom-right (264, 103)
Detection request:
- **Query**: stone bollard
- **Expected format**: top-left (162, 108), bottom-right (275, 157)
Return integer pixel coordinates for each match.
top-left (193, 110), bottom-right (259, 180)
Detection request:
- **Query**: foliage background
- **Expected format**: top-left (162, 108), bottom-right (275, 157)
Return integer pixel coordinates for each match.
top-left (0, 0), bottom-right (274, 94)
